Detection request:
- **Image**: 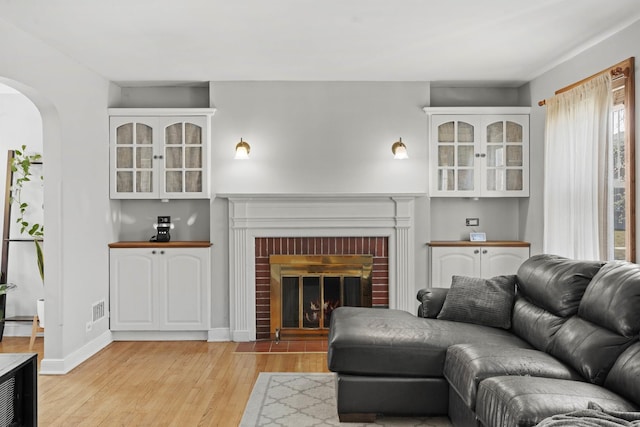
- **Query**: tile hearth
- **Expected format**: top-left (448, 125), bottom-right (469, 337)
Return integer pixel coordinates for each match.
top-left (235, 340), bottom-right (328, 354)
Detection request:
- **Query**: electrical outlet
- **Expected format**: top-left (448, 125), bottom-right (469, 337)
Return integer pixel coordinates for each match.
top-left (86, 321), bottom-right (92, 333)
top-left (465, 218), bottom-right (479, 227)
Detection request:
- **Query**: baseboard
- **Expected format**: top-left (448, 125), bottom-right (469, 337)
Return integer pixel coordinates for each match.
top-left (37, 328), bottom-right (231, 374)
top-left (111, 330), bottom-right (208, 341)
top-left (40, 330), bottom-right (113, 375)
top-left (208, 327), bottom-right (231, 342)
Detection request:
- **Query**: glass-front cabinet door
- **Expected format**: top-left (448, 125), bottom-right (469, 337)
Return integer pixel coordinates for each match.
top-left (431, 116), bottom-right (482, 196)
top-left (481, 115), bottom-right (529, 197)
top-left (109, 110), bottom-right (213, 199)
top-left (110, 117), bottom-right (159, 199)
top-left (162, 117), bottom-right (208, 197)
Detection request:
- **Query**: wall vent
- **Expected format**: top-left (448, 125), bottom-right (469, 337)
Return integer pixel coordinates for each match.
top-left (92, 300), bottom-right (106, 323)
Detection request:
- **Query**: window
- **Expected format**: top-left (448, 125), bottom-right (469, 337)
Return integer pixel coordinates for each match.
top-left (610, 58), bottom-right (635, 261)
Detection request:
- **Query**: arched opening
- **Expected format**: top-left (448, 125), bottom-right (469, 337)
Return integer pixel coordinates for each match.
top-left (0, 82), bottom-right (44, 341)
top-left (0, 77), bottom-right (63, 365)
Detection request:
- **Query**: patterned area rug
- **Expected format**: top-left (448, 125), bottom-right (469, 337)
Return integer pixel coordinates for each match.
top-left (240, 372), bottom-right (452, 427)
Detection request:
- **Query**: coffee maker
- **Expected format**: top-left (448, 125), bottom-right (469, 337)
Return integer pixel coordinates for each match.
top-left (152, 215), bottom-right (173, 242)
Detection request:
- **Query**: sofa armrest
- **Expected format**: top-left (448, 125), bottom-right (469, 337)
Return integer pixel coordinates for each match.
top-left (416, 287), bottom-right (449, 318)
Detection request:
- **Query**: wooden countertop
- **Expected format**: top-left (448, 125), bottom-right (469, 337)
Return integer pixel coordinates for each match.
top-left (428, 240), bottom-right (530, 247)
top-left (109, 241), bottom-right (212, 248)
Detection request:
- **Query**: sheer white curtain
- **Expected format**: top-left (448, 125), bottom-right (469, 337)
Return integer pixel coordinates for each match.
top-left (543, 73), bottom-right (612, 260)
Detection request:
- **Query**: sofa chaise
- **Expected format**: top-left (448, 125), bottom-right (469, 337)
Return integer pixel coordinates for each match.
top-left (327, 254), bottom-right (640, 426)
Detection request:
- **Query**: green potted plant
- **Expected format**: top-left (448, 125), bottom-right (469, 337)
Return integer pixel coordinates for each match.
top-left (10, 145), bottom-right (44, 281)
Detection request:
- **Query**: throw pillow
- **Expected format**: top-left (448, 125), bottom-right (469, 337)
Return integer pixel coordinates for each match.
top-left (437, 275), bottom-right (517, 329)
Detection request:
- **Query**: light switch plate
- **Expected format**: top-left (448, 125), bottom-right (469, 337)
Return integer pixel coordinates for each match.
top-left (466, 218), bottom-right (479, 227)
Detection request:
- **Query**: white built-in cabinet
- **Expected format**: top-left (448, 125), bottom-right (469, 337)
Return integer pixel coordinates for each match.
top-left (429, 242), bottom-right (530, 288)
top-left (109, 244), bottom-right (211, 331)
top-left (109, 108), bottom-right (215, 199)
top-left (424, 107), bottom-right (530, 197)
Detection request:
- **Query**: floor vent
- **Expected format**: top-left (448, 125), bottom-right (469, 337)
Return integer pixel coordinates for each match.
top-left (92, 300), bottom-right (106, 323)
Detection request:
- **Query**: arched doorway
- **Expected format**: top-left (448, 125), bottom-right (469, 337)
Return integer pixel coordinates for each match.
top-left (0, 82), bottom-right (44, 342)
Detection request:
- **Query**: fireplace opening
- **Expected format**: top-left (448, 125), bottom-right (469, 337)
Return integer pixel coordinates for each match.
top-left (270, 255), bottom-right (373, 339)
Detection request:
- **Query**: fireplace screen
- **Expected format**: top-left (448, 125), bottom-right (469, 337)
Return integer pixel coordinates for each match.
top-left (270, 255), bottom-right (373, 339)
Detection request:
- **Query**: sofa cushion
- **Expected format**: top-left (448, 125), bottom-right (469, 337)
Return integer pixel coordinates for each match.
top-left (578, 261), bottom-right (640, 337)
top-left (416, 287), bottom-right (448, 318)
top-left (328, 306), bottom-right (530, 377)
top-left (444, 344), bottom-right (581, 410)
top-left (549, 317), bottom-right (635, 384)
top-left (516, 254), bottom-right (604, 318)
top-left (604, 342), bottom-right (640, 407)
top-left (511, 296), bottom-right (567, 352)
top-left (437, 275), bottom-right (516, 329)
top-left (476, 376), bottom-right (637, 427)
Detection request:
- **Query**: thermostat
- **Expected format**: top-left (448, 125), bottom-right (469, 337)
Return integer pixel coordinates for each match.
top-left (470, 232), bottom-right (487, 242)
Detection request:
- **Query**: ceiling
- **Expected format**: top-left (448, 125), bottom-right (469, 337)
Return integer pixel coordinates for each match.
top-left (1, 0), bottom-right (640, 86)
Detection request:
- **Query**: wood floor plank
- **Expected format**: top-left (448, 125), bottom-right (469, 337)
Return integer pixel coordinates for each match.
top-left (0, 337), bottom-right (329, 426)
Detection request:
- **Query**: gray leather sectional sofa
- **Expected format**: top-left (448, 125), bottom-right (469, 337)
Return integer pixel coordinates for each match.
top-left (327, 254), bottom-right (640, 426)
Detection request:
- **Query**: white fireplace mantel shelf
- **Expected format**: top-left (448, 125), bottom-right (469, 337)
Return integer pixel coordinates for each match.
top-left (226, 195), bottom-right (417, 342)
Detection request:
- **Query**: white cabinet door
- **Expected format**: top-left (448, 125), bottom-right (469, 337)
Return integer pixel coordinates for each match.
top-left (430, 245), bottom-right (530, 287)
top-left (161, 249), bottom-right (210, 330)
top-left (430, 246), bottom-right (481, 288)
top-left (429, 115), bottom-right (482, 197)
top-left (109, 109), bottom-right (213, 200)
top-left (110, 249), bottom-right (156, 330)
top-left (159, 117), bottom-right (210, 199)
top-left (109, 117), bottom-right (159, 199)
top-left (480, 247), bottom-right (530, 278)
top-left (480, 115), bottom-right (529, 197)
top-left (110, 247), bottom-right (211, 331)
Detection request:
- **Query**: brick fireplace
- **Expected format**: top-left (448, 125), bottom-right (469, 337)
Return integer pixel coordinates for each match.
top-left (226, 195), bottom-right (416, 342)
top-left (255, 237), bottom-right (389, 339)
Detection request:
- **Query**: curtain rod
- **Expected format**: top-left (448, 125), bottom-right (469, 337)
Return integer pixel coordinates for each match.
top-left (538, 66), bottom-right (629, 107)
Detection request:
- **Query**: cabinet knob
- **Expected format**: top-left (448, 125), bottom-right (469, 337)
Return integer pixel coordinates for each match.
top-left (152, 250), bottom-right (156, 254)
top-left (480, 153), bottom-right (486, 158)
top-left (474, 249), bottom-right (480, 254)
top-left (160, 250), bottom-right (165, 255)
top-left (475, 153), bottom-right (480, 158)
top-left (482, 249), bottom-right (488, 254)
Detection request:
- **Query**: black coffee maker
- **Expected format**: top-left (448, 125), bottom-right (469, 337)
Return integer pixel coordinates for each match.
top-left (152, 215), bottom-right (172, 242)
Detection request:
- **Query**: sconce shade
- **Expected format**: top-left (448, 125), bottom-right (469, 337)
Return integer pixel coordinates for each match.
top-left (235, 138), bottom-right (251, 159)
top-left (392, 138), bottom-right (408, 159)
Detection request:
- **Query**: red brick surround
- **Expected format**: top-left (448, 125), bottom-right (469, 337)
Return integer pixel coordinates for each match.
top-left (255, 237), bottom-right (389, 339)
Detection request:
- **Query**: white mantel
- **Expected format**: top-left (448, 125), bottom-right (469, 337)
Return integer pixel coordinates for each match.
top-left (226, 194), bottom-right (417, 342)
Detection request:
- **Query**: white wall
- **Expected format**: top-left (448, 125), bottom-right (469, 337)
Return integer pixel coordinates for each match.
top-left (526, 19), bottom-right (640, 256)
top-left (0, 17), bottom-right (116, 372)
top-left (210, 81), bottom-right (430, 195)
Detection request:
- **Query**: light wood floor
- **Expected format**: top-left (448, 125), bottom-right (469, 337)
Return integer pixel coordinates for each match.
top-left (0, 337), bottom-right (329, 426)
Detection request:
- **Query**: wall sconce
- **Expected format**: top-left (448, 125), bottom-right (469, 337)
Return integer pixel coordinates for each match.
top-left (391, 138), bottom-right (408, 159)
top-left (234, 138), bottom-right (251, 160)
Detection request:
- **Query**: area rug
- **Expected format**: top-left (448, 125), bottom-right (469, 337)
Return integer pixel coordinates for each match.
top-left (240, 372), bottom-right (452, 427)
